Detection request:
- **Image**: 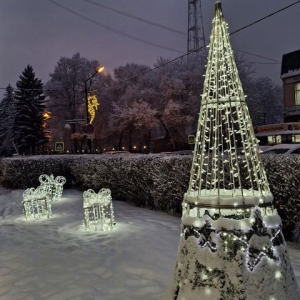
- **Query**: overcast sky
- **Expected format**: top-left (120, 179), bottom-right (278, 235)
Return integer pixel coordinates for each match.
top-left (0, 0), bottom-right (300, 93)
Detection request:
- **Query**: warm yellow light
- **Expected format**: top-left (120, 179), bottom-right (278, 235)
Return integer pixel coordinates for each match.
top-left (87, 95), bottom-right (99, 123)
top-left (43, 111), bottom-right (51, 120)
top-left (42, 111), bottom-right (51, 128)
top-left (143, 145), bottom-right (146, 149)
top-left (96, 65), bottom-right (105, 73)
top-left (133, 146), bottom-right (136, 149)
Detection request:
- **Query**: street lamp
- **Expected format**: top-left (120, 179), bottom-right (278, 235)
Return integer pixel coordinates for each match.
top-left (84, 65), bottom-right (104, 153)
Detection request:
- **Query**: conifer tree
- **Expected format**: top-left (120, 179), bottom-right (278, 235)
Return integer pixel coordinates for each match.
top-left (14, 65), bottom-right (47, 155)
top-left (0, 84), bottom-right (15, 156)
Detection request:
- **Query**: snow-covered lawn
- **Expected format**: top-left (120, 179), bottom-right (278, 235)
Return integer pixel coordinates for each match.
top-left (0, 187), bottom-right (299, 300)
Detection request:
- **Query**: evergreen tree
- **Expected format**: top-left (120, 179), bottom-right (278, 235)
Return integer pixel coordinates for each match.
top-left (14, 65), bottom-right (47, 155)
top-left (0, 84), bottom-right (15, 156)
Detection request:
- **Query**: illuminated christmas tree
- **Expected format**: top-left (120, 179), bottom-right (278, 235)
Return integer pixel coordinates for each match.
top-left (171, 1), bottom-right (299, 299)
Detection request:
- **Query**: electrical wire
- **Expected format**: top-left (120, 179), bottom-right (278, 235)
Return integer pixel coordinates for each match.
top-left (248, 62), bottom-right (280, 65)
top-left (47, 0), bottom-right (185, 54)
top-left (232, 49), bottom-right (278, 62)
top-left (97, 1), bottom-right (300, 90)
top-left (48, 0), bottom-right (281, 63)
top-left (83, 0), bottom-right (186, 36)
top-left (230, 0), bottom-right (300, 36)
top-left (2, 1), bottom-right (299, 92)
top-left (84, 0), bottom-right (279, 63)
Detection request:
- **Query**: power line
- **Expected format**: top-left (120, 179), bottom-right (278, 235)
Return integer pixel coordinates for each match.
top-left (84, 0), bottom-right (279, 63)
top-left (2, 1), bottom-right (298, 93)
top-left (48, 0), bottom-right (286, 64)
top-left (89, 1), bottom-right (300, 90)
top-left (232, 49), bottom-right (278, 62)
top-left (47, 0), bottom-right (185, 54)
top-left (83, 0), bottom-right (186, 36)
top-left (248, 62), bottom-right (280, 65)
top-left (48, 0), bottom-right (280, 64)
top-left (230, 0), bottom-right (300, 36)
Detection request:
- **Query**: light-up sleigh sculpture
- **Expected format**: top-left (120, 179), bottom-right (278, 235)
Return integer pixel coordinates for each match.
top-left (171, 1), bottom-right (299, 300)
top-left (83, 188), bottom-right (115, 231)
top-left (22, 187), bottom-right (52, 219)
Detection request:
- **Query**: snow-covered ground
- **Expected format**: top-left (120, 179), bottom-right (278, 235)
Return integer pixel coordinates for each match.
top-left (0, 186), bottom-right (299, 300)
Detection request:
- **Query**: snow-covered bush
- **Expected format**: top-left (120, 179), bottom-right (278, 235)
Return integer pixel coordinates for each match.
top-left (0, 154), bottom-right (299, 240)
top-left (262, 155), bottom-right (300, 241)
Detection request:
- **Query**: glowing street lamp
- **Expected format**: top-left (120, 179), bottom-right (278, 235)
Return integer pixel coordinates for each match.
top-left (84, 65), bottom-right (104, 124)
top-left (84, 65), bottom-right (104, 153)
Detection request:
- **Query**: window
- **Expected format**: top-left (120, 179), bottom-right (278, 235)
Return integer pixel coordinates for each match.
top-left (267, 135), bottom-right (282, 144)
top-left (267, 136), bottom-right (275, 144)
top-left (295, 83), bottom-right (300, 105)
top-left (292, 135), bottom-right (300, 143)
top-left (276, 135), bottom-right (282, 143)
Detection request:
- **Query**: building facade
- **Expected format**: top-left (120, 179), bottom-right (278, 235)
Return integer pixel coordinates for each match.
top-left (254, 49), bottom-right (300, 145)
top-left (282, 49), bottom-right (300, 122)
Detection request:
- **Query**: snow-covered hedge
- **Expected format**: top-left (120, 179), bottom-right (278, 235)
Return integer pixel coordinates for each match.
top-left (0, 154), bottom-right (299, 240)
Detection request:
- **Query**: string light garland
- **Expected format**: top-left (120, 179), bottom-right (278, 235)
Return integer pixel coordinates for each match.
top-left (171, 2), bottom-right (300, 299)
top-left (83, 188), bottom-right (115, 231)
top-left (22, 187), bottom-right (52, 219)
top-left (22, 174), bottom-right (66, 219)
top-left (39, 174), bottom-right (66, 201)
top-left (87, 95), bottom-right (99, 124)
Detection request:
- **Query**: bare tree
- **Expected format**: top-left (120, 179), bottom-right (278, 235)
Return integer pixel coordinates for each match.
top-left (45, 53), bottom-right (101, 152)
top-left (108, 100), bottom-right (159, 151)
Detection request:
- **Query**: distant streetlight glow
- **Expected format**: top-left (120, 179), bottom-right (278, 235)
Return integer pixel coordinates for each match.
top-left (96, 65), bottom-right (105, 73)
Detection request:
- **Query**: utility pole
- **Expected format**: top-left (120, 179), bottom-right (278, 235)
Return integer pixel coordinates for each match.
top-left (187, 0), bottom-right (206, 56)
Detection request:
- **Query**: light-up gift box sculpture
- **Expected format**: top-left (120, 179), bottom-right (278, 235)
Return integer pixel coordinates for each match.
top-left (22, 174), bottom-right (66, 219)
top-left (170, 1), bottom-right (299, 299)
top-left (22, 186), bottom-right (52, 219)
top-left (39, 174), bottom-right (66, 201)
top-left (83, 188), bottom-right (115, 231)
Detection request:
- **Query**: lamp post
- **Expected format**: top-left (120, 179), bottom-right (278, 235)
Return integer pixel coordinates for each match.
top-left (84, 65), bottom-right (104, 124)
top-left (84, 65), bottom-right (104, 153)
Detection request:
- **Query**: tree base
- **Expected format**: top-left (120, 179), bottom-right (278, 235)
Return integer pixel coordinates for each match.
top-left (171, 207), bottom-right (299, 300)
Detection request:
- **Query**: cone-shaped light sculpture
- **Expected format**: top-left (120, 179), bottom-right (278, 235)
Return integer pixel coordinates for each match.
top-left (171, 2), bottom-right (299, 299)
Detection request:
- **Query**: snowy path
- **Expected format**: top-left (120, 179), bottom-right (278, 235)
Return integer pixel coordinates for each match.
top-left (0, 188), bottom-right (299, 300)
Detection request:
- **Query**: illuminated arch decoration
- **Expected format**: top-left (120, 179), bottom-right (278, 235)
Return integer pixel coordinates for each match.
top-left (171, 1), bottom-right (299, 299)
top-left (87, 95), bottom-right (99, 124)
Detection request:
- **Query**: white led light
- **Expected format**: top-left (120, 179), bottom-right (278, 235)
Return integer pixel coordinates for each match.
top-left (172, 2), bottom-right (299, 299)
top-left (83, 188), bottom-right (115, 231)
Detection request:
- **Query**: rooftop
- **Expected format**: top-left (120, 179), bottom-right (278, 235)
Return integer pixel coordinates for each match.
top-left (281, 49), bottom-right (300, 77)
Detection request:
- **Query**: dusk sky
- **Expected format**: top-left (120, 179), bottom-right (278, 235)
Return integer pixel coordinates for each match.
top-left (1, 0), bottom-right (300, 93)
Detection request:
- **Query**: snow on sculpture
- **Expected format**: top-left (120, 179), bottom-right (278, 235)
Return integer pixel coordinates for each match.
top-left (22, 187), bottom-right (52, 219)
top-left (39, 174), bottom-right (66, 201)
top-left (83, 188), bottom-right (115, 231)
top-left (171, 1), bottom-right (299, 300)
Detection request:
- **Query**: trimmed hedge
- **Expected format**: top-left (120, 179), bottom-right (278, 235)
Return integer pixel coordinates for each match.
top-left (0, 154), bottom-right (299, 241)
